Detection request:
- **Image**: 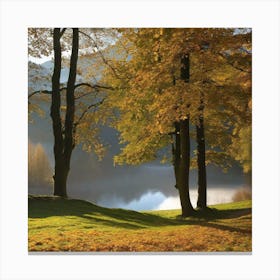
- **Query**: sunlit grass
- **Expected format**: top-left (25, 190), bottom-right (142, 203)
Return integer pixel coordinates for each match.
top-left (28, 195), bottom-right (252, 252)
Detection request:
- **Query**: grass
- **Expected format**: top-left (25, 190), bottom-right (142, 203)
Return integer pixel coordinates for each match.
top-left (28, 195), bottom-right (252, 252)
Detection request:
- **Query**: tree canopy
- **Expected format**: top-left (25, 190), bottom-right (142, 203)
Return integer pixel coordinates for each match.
top-left (101, 28), bottom-right (251, 171)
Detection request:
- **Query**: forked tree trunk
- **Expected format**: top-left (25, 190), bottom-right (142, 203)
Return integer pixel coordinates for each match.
top-left (51, 28), bottom-right (79, 198)
top-left (196, 95), bottom-right (207, 208)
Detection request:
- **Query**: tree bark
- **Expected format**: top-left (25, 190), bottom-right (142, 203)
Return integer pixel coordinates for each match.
top-left (50, 28), bottom-right (79, 198)
top-left (51, 28), bottom-right (67, 197)
top-left (177, 118), bottom-right (194, 217)
top-left (180, 54), bottom-right (190, 82)
top-left (63, 28), bottom-right (79, 178)
top-left (172, 122), bottom-right (180, 189)
top-left (196, 93), bottom-right (207, 208)
top-left (176, 53), bottom-right (194, 217)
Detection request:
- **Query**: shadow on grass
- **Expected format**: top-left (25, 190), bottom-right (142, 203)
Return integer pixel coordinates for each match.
top-left (28, 195), bottom-right (251, 233)
top-left (198, 221), bottom-right (252, 234)
top-left (193, 207), bottom-right (251, 221)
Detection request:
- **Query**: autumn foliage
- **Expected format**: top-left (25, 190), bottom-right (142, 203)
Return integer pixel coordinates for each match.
top-left (28, 28), bottom-right (252, 218)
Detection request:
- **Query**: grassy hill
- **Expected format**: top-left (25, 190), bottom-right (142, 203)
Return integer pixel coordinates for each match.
top-left (28, 195), bottom-right (252, 252)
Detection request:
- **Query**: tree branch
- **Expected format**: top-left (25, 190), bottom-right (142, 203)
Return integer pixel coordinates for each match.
top-left (73, 98), bottom-right (105, 129)
top-left (78, 30), bottom-right (122, 80)
top-left (28, 82), bottom-right (114, 99)
top-left (28, 89), bottom-right (52, 98)
top-left (60, 28), bottom-right (67, 38)
top-left (218, 53), bottom-right (251, 74)
top-left (74, 90), bottom-right (98, 100)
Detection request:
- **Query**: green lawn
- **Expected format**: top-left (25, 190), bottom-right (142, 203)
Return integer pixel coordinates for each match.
top-left (28, 195), bottom-right (252, 252)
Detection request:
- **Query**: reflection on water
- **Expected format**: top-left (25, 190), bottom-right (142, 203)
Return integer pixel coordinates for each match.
top-left (98, 187), bottom-right (239, 211)
top-left (156, 188), bottom-right (237, 210)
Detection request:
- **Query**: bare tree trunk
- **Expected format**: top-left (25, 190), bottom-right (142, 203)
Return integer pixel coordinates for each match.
top-left (196, 92), bottom-right (207, 208)
top-left (50, 28), bottom-right (79, 198)
top-left (63, 28), bottom-right (79, 184)
top-left (51, 28), bottom-right (67, 197)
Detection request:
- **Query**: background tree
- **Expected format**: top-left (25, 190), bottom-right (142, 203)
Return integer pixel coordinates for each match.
top-left (28, 140), bottom-right (52, 191)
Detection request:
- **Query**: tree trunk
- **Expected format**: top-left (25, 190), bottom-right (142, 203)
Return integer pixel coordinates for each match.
top-left (180, 54), bottom-right (190, 82)
top-left (176, 53), bottom-right (194, 216)
top-left (171, 76), bottom-right (180, 191)
top-left (171, 75), bottom-right (180, 190)
top-left (177, 118), bottom-right (194, 217)
top-left (63, 28), bottom-right (79, 177)
top-left (50, 28), bottom-right (79, 198)
top-left (172, 122), bottom-right (180, 189)
top-left (196, 97), bottom-right (207, 208)
top-left (53, 161), bottom-right (68, 197)
top-left (51, 28), bottom-right (67, 197)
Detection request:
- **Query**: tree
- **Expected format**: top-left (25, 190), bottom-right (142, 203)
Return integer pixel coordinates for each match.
top-left (101, 28), bottom-right (251, 215)
top-left (50, 28), bottom-right (78, 197)
top-left (28, 140), bottom-right (52, 190)
top-left (183, 28), bottom-right (252, 209)
top-left (196, 90), bottom-right (207, 209)
top-left (102, 29), bottom-right (198, 216)
top-left (28, 28), bottom-right (113, 197)
top-left (176, 53), bottom-right (195, 216)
